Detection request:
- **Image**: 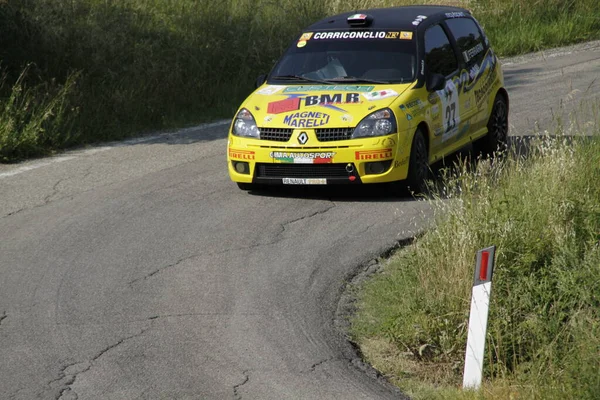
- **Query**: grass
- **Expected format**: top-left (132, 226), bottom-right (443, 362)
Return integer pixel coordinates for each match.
top-left (1, 0), bottom-right (600, 161)
top-left (0, 66), bottom-right (79, 161)
top-left (350, 103), bottom-right (600, 399)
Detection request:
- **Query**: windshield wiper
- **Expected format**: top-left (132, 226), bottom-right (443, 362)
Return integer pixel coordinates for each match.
top-left (270, 75), bottom-right (332, 85)
top-left (326, 76), bottom-right (392, 84)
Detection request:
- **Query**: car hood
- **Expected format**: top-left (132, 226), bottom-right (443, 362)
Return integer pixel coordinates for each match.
top-left (242, 83), bottom-right (412, 129)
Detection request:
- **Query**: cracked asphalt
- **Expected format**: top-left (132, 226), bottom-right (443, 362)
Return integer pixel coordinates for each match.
top-left (1, 41), bottom-right (599, 399)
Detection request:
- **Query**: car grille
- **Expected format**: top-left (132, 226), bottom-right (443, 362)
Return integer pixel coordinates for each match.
top-left (256, 163), bottom-right (350, 178)
top-left (315, 128), bottom-right (354, 142)
top-left (259, 128), bottom-right (293, 142)
top-left (259, 127), bottom-right (354, 142)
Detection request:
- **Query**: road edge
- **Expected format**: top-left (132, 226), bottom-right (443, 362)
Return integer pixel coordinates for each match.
top-left (333, 236), bottom-right (417, 399)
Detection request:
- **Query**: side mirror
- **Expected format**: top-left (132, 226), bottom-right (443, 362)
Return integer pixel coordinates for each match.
top-left (255, 74), bottom-right (267, 88)
top-left (426, 73), bottom-right (446, 92)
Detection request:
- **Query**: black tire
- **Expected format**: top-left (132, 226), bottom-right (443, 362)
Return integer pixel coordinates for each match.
top-left (405, 129), bottom-right (429, 195)
top-left (477, 94), bottom-right (508, 156)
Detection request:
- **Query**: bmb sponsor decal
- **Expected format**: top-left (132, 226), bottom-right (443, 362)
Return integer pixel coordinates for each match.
top-left (283, 111), bottom-right (330, 128)
top-left (268, 93), bottom-right (360, 114)
top-left (355, 149), bottom-right (393, 160)
top-left (229, 149), bottom-right (255, 160)
top-left (305, 93), bottom-right (360, 106)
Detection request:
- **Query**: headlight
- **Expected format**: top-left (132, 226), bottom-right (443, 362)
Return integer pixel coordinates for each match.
top-left (352, 108), bottom-right (397, 139)
top-left (232, 108), bottom-right (260, 138)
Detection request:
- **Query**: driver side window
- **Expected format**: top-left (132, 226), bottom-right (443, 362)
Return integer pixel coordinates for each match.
top-left (424, 24), bottom-right (458, 77)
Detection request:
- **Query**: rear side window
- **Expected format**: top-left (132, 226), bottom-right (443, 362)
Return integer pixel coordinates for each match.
top-left (445, 17), bottom-right (486, 66)
top-left (424, 24), bottom-right (458, 77)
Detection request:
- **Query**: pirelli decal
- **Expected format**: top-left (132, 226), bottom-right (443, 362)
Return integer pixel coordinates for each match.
top-left (355, 149), bottom-right (393, 160)
top-left (229, 149), bottom-right (255, 160)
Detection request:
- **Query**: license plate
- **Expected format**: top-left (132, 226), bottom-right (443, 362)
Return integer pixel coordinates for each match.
top-left (282, 178), bottom-right (327, 185)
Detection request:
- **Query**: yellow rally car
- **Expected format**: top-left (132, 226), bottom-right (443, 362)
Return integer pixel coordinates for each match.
top-left (228, 5), bottom-right (508, 192)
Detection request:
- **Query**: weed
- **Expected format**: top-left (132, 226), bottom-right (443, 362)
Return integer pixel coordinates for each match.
top-left (351, 108), bottom-right (600, 398)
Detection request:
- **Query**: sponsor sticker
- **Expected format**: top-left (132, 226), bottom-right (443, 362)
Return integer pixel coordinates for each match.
top-left (394, 156), bottom-right (409, 168)
top-left (463, 43), bottom-right (484, 63)
top-left (428, 91), bottom-right (439, 105)
top-left (348, 13), bottom-right (368, 20)
top-left (283, 111), bottom-right (330, 128)
top-left (355, 149), bottom-right (393, 160)
top-left (268, 97), bottom-right (301, 114)
top-left (445, 11), bottom-right (466, 18)
top-left (385, 32), bottom-right (399, 39)
top-left (362, 89), bottom-right (399, 101)
top-left (400, 31), bottom-right (413, 40)
top-left (256, 85), bottom-right (285, 95)
top-left (404, 99), bottom-right (424, 109)
top-left (299, 32), bottom-right (313, 41)
top-left (412, 15), bottom-right (427, 26)
top-left (304, 93), bottom-right (360, 106)
top-left (283, 85), bottom-right (374, 93)
top-left (400, 98), bottom-right (425, 119)
top-left (313, 31), bottom-right (387, 40)
top-left (469, 63), bottom-right (481, 80)
top-left (297, 40), bottom-right (307, 48)
top-left (271, 152), bottom-right (336, 164)
top-left (474, 69), bottom-right (495, 106)
top-left (283, 178), bottom-right (327, 185)
top-left (229, 149), bottom-right (255, 160)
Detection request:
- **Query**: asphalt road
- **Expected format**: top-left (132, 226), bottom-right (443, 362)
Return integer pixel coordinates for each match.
top-left (1, 41), bottom-right (599, 400)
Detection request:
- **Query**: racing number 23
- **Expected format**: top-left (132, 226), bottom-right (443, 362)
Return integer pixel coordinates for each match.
top-left (445, 103), bottom-right (456, 132)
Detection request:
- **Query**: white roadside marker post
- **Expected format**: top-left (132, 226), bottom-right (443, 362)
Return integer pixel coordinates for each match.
top-left (463, 246), bottom-right (496, 390)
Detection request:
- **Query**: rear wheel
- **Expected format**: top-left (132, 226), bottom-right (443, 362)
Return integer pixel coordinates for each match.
top-left (477, 94), bottom-right (508, 156)
top-left (405, 129), bottom-right (429, 195)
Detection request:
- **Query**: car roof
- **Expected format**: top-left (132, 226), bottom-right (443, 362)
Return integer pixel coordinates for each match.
top-left (304, 5), bottom-right (471, 32)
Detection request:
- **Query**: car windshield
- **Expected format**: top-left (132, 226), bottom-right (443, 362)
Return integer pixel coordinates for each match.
top-left (269, 30), bottom-right (417, 85)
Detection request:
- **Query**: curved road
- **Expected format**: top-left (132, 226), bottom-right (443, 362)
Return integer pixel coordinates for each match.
top-left (1, 41), bottom-right (599, 399)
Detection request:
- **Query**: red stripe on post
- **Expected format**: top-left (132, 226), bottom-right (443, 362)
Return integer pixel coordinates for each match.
top-left (479, 251), bottom-right (489, 281)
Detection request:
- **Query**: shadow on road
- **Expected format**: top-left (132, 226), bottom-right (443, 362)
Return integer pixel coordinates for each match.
top-left (245, 183), bottom-right (421, 203)
top-left (502, 67), bottom-right (544, 91)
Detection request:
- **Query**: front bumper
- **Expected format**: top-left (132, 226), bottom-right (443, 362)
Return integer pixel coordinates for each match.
top-left (228, 130), bottom-right (411, 185)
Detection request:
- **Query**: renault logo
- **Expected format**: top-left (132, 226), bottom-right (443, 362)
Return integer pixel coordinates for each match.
top-left (298, 132), bottom-right (309, 145)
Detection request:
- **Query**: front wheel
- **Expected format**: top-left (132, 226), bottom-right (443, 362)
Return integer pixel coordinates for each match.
top-left (477, 94), bottom-right (508, 156)
top-left (405, 129), bottom-right (430, 195)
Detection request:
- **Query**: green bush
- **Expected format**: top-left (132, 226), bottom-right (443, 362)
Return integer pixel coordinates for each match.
top-left (351, 130), bottom-right (600, 398)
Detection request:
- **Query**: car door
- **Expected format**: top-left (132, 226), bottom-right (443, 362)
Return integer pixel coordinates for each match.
top-left (423, 23), bottom-right (464, 158)
top-left (444, 16), bottom-right (490, 144)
